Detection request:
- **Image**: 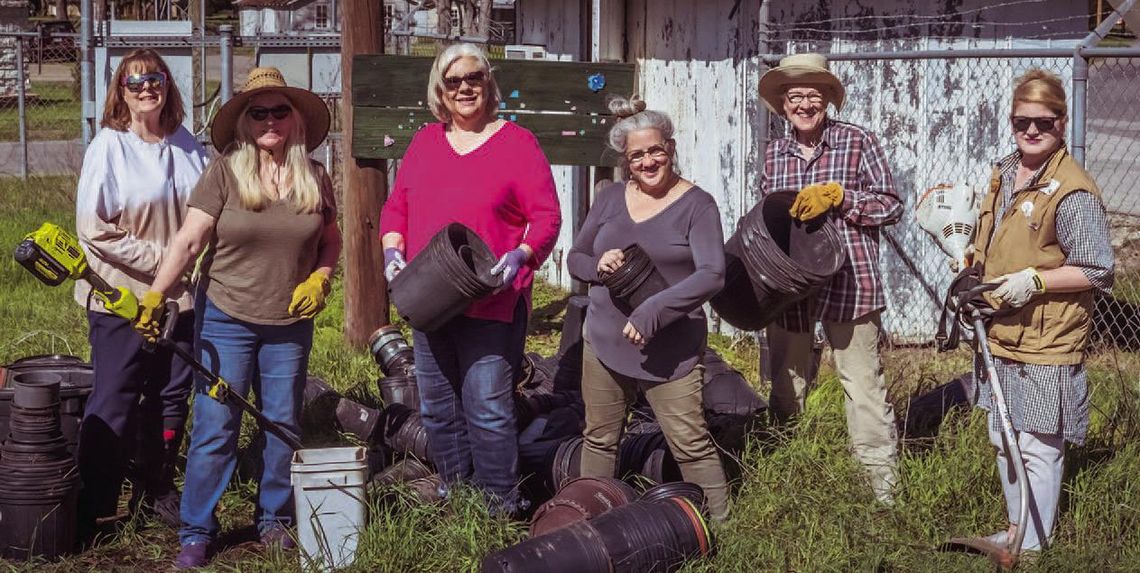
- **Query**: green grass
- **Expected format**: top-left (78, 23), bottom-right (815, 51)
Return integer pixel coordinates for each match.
top-left (0, 81), bottom-right (82, 142)
top-left (1, 176), bottom-right (1138, 571)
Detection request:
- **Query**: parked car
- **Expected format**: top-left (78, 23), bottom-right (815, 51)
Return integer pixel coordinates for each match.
top-left (28, 20), bottom-right (77, 63)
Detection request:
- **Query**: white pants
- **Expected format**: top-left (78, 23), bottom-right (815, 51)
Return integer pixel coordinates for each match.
top-left (987, 411), bottom-right (1065, 551)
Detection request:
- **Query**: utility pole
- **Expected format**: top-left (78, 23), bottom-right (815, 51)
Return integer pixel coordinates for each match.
top-left (340, 0), bottom-right (388, 346)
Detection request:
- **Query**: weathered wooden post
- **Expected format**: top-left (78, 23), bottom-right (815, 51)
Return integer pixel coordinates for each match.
top-left (341, 0), bottom-right (389, 346)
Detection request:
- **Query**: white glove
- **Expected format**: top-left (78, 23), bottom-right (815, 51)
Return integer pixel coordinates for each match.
top-left (383, 248), bottom-right (406, 282)
top-left (990, 267), bottom-right (1045, 308)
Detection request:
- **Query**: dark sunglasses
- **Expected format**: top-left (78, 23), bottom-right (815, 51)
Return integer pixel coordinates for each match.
top-left (122, 71), bottom-right (167, 93)
top-left (443, 71), bottom-right (486, 90)
top-left (1011, 116), bottom-right (1060, 133)
top-left (246, 105), bottom-right (293, 121)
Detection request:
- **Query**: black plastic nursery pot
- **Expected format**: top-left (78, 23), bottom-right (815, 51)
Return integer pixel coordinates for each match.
top-left (482, 497), bottom-right (712, 573)
top-left (639, 481), bottom-right (707, 513)
top-left (388, 223), bottom-right (500, 332)
top-left (708, 228), bottom-right (770, 331)
top-left (0, 488), bottom-right (79, 560)
top-left (529, 476), bottom-right (638, 537)
top-left (0, 356), bottom-right (93, 459)
top-left (598, 245), bottom-right (669, 315)
top-left (368, 325), bottom-right (416, 377)
top-left (381, 403), bottom-right (433, 461)
top-left (378, 375), bottom-right (420, 410)
top-left (737, 191), bottom-right (846, 329)
top-left (616, 429), bottom-right (682, 484)
top-left (549, 436), bottom-right (584, 491)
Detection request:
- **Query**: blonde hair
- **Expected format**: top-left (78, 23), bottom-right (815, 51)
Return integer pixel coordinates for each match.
top-left (1012, 68), bottom-right (1067, 117)
top-left (427, 43), bottom-right (502, 123)
top-left (226, 95), bottom-right (322, 213)
top-left (101, 49), bottom-right (185, 135)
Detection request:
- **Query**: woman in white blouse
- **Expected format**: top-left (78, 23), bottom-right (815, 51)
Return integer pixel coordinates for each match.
top-left (74, 48), bottom-right (207, 537)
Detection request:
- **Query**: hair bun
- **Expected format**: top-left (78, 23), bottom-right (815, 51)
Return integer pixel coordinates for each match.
top-left (608, 94), bottom-right (647, 119)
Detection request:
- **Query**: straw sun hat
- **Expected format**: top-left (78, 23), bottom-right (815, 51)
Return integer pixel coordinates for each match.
top-left (757, 53), bottom-right (846, 114)
top-left (210, 67), bottom-right (331, 153)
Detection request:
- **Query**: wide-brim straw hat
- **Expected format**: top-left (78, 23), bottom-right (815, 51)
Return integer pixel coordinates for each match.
top-left (758, 53), bottom-right (846, 114)
top-left (210, 67), bottom-right (330, 153)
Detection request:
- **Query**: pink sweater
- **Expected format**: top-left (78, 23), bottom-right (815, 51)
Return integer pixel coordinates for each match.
top-left (379, 121), bottom-right (561, 323)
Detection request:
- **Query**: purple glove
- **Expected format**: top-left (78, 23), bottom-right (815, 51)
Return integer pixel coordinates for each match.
top-left (490, 248), bottom-right (529, 286)
top-left (384, 247), bottom-right (406, 282)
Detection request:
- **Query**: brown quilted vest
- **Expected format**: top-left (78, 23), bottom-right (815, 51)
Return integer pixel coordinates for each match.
top-left (974, 148), bottom-right (1101, 365)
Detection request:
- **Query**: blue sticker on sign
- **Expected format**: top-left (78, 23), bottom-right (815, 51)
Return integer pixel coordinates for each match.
top-left (587, 73), bottom-right (606, 92)
top-left (499, 102), bottom-right (507, 109)
top-left (509, 89), bottom-right (520, 98)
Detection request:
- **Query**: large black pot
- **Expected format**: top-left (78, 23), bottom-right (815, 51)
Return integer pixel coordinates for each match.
top-left (738, 192), bottom-right (846, 328)
top-left (709, 228), bottom-right (769, 330)
top-left (368, 325), bottom-right (416, 377)
top-left (598, 245), bottom-right (669, 316)
top-left (388, 223), bottom-right (500, 332)
top-left (482, 497), bottom-right (712, 573)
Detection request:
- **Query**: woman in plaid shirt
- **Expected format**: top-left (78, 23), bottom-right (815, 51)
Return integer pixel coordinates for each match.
top-left (756, 53), bottom-right (903, 504)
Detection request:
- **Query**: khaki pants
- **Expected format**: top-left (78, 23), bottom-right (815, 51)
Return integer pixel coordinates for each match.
top-left (579, 343), bottom-right (730, 520)
top-left (766, 310), bottom-right (898, 501)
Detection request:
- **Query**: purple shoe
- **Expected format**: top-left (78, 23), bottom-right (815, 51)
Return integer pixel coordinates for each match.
top-left (260, 528), bottom-right (298, 550)
top-left (174, 542), bottom-right (209, 569)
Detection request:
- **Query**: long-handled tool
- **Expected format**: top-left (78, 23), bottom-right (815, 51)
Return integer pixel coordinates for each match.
top-left (942, 282), bottom-right (1030, 570)
top-left (14, 222), bottom-right (303, 452)
top-left (152, 310), bottom-right (304, 452)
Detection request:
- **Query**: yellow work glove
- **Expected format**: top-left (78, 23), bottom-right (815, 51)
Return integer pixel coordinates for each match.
top-left (288, 271), bottom-right (331, 319)
top-left (789, 182), bottom-right (844, 221)
top-left (133, 290), bottom-right (166, 344)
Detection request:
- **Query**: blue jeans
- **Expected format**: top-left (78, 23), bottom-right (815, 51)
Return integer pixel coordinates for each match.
top-left (179, 297), bottom-right (312, 546)
top-left (412, 300), bottom-right (527, 511)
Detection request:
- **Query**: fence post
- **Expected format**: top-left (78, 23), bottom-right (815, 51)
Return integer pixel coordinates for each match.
top-left (219, 25), bottom-right (234, 103)
top-left (1070, 52), bottom-right (1088, 167)
top-left (15, 36), bottom-right (28, 181)
top-left (80, 0), bottom-right (94, 146)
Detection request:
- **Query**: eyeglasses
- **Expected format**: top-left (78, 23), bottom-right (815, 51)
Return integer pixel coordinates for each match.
top-left (122, 72), bottom-right (167, 93)
top-left (246, 105), bottom-right (293, 121)
top-left (785, 92), bottom-right (825, 105)
top-left (626, 145), bottom-right (670, 164)
top-left (443, 71), bottom-right (486, 90)
top-left (1011, 116), bottom-right (1060, 133)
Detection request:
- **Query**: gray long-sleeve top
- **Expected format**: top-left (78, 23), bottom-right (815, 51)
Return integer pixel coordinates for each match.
top-left (567, 182), bottom-right (725, 382)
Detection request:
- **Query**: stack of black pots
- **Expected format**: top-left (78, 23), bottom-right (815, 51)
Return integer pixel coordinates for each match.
top-left (0, 371), bottom-right (81, 560)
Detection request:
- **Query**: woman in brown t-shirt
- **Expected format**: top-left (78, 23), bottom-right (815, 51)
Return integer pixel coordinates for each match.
top-left (134, 68), bottom-right (341, 569)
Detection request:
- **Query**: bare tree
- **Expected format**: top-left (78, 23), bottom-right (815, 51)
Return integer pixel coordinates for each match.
top-left (472, 0), bottom-right (492, 39)
top-left (436, 0), bottom-right (452, 37)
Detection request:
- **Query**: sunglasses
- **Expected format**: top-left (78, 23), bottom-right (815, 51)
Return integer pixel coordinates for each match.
top-left (246, 105), bottom-right (293, 121)
top-left (443, 71), bottom-right (486, 90)
top-left (122, 71), bottom-right (167, 93)
top-left (1011, 116), bottom-right (1060, 133)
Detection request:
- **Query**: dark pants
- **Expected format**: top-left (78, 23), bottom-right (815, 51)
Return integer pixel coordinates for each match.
top-left (78, 310), bottom-right (194, 519)
top-left (412, 300), bottom-right (527, 512)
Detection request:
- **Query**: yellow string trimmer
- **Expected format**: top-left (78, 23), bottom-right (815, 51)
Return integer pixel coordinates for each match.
top-left (14, 223), bottom-right (303, 451)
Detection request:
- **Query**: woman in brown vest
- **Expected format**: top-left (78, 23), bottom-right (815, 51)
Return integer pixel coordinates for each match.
top-left (969, 69), bottom-right (1114, 558)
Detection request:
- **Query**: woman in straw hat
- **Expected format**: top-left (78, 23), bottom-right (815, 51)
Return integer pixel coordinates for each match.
top-left (135, 67), bottom-right (341, 568)
top-left (75, 48), bottom-right (207, 536)
top-left (378, 43), bottom-right (560, 515)
top-left (755, 53), bottom-right (902, 503)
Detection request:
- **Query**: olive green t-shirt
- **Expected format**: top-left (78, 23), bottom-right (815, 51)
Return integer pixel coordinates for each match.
top-left (188, 158), bottom-right (336, 325)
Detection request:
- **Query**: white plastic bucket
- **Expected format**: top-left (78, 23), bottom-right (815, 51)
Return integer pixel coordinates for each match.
top-left (290, 446), bottom-right (369, 572)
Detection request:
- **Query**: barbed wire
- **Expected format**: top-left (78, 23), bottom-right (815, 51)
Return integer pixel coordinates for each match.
top-left (768, 13), bottom-right (1094, 40)
top-left (771, 0), bottom-right (1057, 27)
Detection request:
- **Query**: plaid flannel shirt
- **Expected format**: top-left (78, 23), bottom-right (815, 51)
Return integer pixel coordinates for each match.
top-left (760, 119), bottom-right (903, 331)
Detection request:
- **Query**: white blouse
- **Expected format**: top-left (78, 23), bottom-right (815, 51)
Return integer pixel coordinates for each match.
top-left (74, 126), bottom-right (209, 314)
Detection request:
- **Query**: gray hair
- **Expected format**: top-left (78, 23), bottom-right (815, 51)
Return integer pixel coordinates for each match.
top-left (427, 43), bottom-right (503, 123)
top-left (606, 95), bottom-right (675, 153)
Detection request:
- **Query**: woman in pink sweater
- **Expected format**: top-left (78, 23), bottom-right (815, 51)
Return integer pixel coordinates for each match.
top-left (378, 43), bottom-right (561, 515)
